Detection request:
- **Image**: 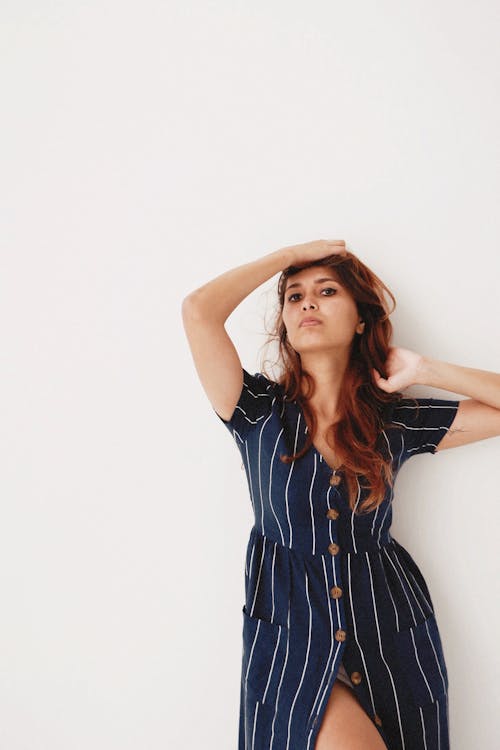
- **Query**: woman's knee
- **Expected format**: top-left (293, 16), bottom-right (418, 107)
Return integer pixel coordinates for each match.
top-left (315, 681), bottom-right (387, 750)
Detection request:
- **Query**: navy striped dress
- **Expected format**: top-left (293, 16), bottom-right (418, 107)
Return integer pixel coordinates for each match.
top-left (215, 368), bottom-right (460, 750)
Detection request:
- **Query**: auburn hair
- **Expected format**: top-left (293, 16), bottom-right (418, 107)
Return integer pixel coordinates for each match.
top-left (259, 251), bottom-right (417, 515)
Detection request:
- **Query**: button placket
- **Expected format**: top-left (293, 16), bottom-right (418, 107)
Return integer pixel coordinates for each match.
top-left (326, 466), bottom-right (341, 520)
top-left (325, 466), bottom-right (342, 567)
top-left (324, 465), bottom-right (348, 655)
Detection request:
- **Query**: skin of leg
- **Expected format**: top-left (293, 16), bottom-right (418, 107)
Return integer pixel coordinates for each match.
top-left (315, 681), bottom-right (388, 750)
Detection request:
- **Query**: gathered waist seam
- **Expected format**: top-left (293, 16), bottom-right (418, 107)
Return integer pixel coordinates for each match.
top-left (249, 526), bottom-right (394, 559)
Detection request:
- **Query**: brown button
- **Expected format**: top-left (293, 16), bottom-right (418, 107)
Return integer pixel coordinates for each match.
top-left (326, 507), bottom-right (339, 520)
top-left (328, 542), bottom-right (340, 555)
top-left (334, 629), bottom-right (346, 642)
top-left (350, 671), bottom-right (362, 685)
top-left (330, 586), bottom-right (343, 599)
top-left (329, 473), bottom-right (341, 486)
top-left (374, 713), bottom-right (382, 726)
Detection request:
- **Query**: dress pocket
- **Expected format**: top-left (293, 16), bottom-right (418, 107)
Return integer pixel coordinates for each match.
top-left (391, 538), bottom-right (435, 616)
top-left (393, 613), bottom-right (449, 707)
top-left (241, 605), bottom-right (288, 707)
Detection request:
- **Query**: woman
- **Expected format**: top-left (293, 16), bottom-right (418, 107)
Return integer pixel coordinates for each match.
top-left (181, 240), bottom-right (500, 750)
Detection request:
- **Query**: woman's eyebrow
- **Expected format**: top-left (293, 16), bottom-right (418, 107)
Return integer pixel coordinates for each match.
top-left (285, 277), bottom-right (342, 291)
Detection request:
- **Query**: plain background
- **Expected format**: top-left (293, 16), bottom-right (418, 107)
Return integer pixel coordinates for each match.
top-left (1, 1), bottom-right (499, 748)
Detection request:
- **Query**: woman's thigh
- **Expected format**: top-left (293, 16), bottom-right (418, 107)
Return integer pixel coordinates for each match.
top-left (315, 681), bottom-right (388, 750)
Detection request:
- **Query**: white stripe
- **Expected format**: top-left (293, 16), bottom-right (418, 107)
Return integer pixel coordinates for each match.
top-left (251, 700), bottom-right (259, 750)
top-left (234, 405), bottom-right (270, 426)
top-left (268, 427), bottom-right (286, 545)
top-left (407, 441), bottom-right (439, 453)
top-left (284, 414), bottom-right (301, 547)
top-left (257, 405), bottom-right (275, 535)
top-left (285, 572), bottom-right (313, 750)
top-left (419, 705), bottom-right (428, 750)
top-left (350, 477), bottom-right (362, 552)
top-left (270, 542), bottom-right (277, 622)
top-left (306, 647), bottom-right (343, 750)
top-left (269, 602), bottom-right (291, 749)
top-left (309, 455), bottom-right (318, 554)
top-left (391, 548), bottom-right (427, 619)
top-left (410, 626), bottom-right (435, 702)
top-left (372, 430), bottom-right (398, 546)
top-left (346, 554), bottom-right (378, 717)
top-left (243, 382), bottom-right (270, 400)
top-left (397, 430), bottom-right (405, 467)
top-left (232, 427), bottom-right (245, 442)
top-left (381, 427), bottom-right (395, 465)
top-left (382, 547), bottom-right (418, 627)
top-left (376, 431), bottom-right (395, 545)
top-left (366, 552), bottom-right (407, 750)
top-left (245, 536), bottom-right (253, 578)
top-left (261, 622), bottom-right (284, 704)
top-left (244, 620), bottom-right (262, 688)
top-left (397, 403), bottom-right (456, 412)
top-left (376, 484), bottom-right (394, 547)
top-left (424, 618), bottom-right (447, 694)
top-left (382, 551), bottom-right (401, 631)
top-left (406, 567), bottom-right (433, 613)
top-left (248, 543), bottom-right (255, 586)
top-left (371, 502), bottom-right (381, 539)
top-left (243, 441), bottom-right (256, 515)
top-left (437, 696), bottom-right (441, 750)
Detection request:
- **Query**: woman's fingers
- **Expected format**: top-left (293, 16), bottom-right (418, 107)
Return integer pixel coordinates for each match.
top-left (286, 239), bottom-right (349, 266)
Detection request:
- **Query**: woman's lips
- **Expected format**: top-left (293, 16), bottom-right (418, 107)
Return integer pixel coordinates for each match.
top-left (300, 321), bottom-right (322, 327)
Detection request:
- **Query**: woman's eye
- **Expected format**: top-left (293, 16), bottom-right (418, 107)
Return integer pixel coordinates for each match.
top-left (287, 288), bottom-right (337, 302)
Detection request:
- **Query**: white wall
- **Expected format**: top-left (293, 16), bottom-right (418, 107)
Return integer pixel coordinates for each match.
top-left (1, 1), bottom-right (499, 748)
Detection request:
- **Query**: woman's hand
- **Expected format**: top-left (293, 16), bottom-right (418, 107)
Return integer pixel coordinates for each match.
top-left (284, 239), bottom-right (348, 267)
top-left (371, 347), bottom-right (425, 393)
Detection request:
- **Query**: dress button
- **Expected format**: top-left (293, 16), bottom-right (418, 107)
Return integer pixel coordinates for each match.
top-left (334, 629), bottom-right (347, 642)
top-left (374, 713), bottom-right (382, 726)
top-left (350, 671), bottom-right (362, 685)
top-left (329, 472), bottom-right (341, 486)
top-left (326, 507), bottom-right (339, 520)
top-left (328, 542), bottom-right (340, 555)
top-left (330, 586), bottom-right (343, 599)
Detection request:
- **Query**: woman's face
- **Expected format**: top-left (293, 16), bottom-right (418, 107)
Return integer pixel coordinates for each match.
top-left (281, 265), bottom-right (364, 355)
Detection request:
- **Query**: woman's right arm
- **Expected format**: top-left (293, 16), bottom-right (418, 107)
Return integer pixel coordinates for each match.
top-left (181, 245), bottom-right (297, 422)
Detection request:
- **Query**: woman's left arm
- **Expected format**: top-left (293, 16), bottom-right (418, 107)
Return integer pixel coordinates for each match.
top-left (372, 347), bottom-right (500, 451)
top-left (415, 356), bottom-right (500, 410)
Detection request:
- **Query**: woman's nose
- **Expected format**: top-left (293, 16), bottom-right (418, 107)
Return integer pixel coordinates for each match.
top-left (302, 300), bottom-right (317, 310)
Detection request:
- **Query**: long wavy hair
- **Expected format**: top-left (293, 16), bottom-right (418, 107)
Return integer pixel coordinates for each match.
top-left (260, 251), bottom-right (415, 515)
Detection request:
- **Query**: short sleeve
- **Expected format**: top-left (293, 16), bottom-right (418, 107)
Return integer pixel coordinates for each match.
top-left (213, 367), bottom-right (276, 442)
top-left (389, 397), bottom-right (460, 462)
